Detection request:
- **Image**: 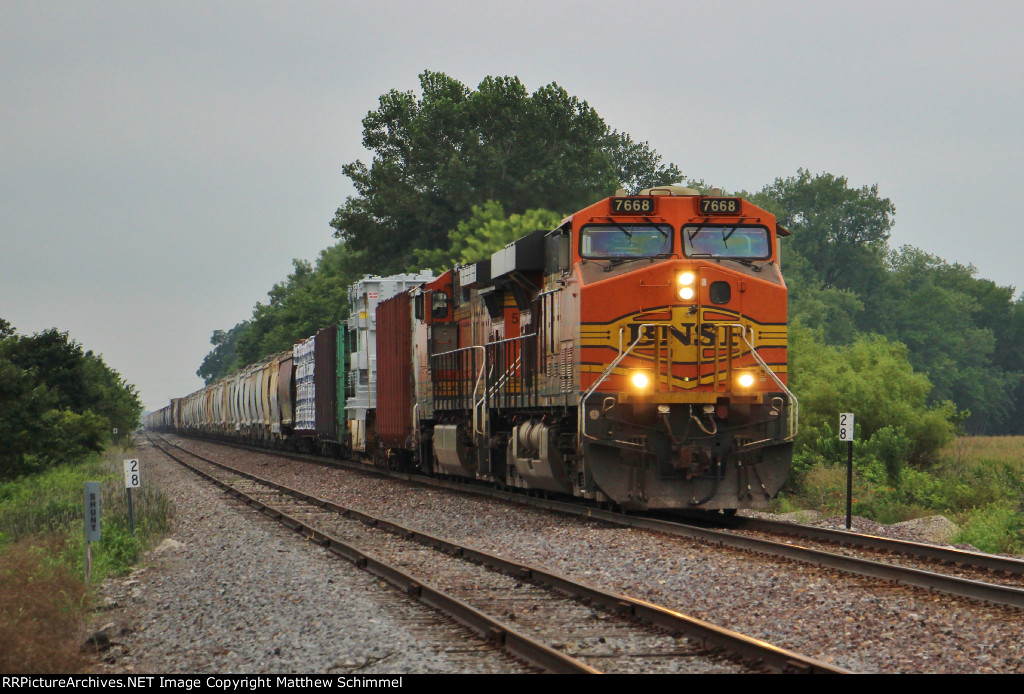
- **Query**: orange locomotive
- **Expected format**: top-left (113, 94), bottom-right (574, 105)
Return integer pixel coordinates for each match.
top-left (377, 186), bottom-right (796, 511)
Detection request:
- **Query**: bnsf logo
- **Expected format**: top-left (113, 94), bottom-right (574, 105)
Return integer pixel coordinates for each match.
top-left (625, 322), bottom-right (735, 348)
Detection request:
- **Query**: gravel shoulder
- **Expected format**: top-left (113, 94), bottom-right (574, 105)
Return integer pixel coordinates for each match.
top-left (93, 436), bottom-right (1024, 674)
top-left (87, 439), bottom-right (531, 674)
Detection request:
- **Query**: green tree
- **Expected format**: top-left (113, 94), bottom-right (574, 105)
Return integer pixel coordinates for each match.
top-left (80, 353), bottom-right (143, 437)
top-left (0, 325), bottom-right (142, 479)
top-left (331, 71), bottom-right (681, 274)
top-left (1005, 298), bottom-right (1024, 431)
top-left (606, 131), bottom-right (684, 194)
top-left (409, 201), bottom-right (564, 272)
top-left (789, 324), bottom-right (958, 466)
top-left (2, 329), bottom-right (93, 415)
top-left (783, 251), bottom-right (865, 345)
top-left (752, 169), bottom-right (894, 294)
top-left (197, 321), bottom-right (251, 385)
top-left (871, 246), bottom-right (1022, 432)
top-left (0, 357), bottom-right (55, 478)
top-left (198, 244), bottom-right (374, 380)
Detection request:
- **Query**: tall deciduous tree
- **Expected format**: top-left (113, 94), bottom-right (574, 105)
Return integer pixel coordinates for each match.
top-left (0, 325), bottom-right (142, 479)
top-left (197, 321), bottom-right (250, 385)
top-left (872, 247), bottom-right (1022, 432)
top-left (331, 71), bottom-right (681, 274)
top-left (409, 201), bottom-right (563, 272)
top-left (198, 244), bottom-right (375, 383)
top-left (752, 169), bottom-right (894, 294)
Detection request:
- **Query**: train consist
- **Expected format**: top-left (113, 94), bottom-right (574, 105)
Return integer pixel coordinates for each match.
top-left (147, 187), bottom-right (796, 511)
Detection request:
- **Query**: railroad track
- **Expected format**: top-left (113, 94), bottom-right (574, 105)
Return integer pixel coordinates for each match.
top-left (146, 434), bottom-right (846, 674)
top-left (172, 434), bottom-right (1024, 614)
top-left (721, 515), bottom-right (1024, 584)
top-left (163, 432), bottom-right (1024, 611)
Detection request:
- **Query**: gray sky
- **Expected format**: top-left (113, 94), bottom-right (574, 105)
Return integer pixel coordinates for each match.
top-left (2, 0), bottom-right (1022, 412)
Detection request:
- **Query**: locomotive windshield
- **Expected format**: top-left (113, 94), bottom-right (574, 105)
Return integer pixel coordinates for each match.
top-left (683, 225), bottom-right (771, 260)
top-left (580, 224), bottom-right (673, 259)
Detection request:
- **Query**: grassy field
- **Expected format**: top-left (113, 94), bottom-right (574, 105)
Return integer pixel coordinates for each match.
top-left (775, 436), bottom-right (1024, 554)
top-left (0, 444), bottom-right (171, 673)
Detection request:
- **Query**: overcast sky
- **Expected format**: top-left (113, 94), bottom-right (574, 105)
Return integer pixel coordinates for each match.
top-left (2, 1), bottom-right (1022, 412)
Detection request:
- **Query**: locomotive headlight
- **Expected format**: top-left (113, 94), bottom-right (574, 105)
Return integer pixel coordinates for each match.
top-left (737, 372), bottom-right (756, 388)
top-left (677, 271), bottom-right (696, 301)
top-left (629, 369), bottom-right (654, 393)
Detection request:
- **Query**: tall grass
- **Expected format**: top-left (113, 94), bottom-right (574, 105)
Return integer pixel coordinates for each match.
top-left (0, 443), bottom-right (171, 673)
top-left (0, 536), bottom-right (89, 673)
top-left (0, 445), bottom-right (171, 576)
top-left (776, 436), bottom-right (1024, 554)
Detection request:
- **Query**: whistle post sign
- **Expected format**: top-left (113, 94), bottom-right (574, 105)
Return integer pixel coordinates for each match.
top-left (838, 413), bottom-right (855, 530)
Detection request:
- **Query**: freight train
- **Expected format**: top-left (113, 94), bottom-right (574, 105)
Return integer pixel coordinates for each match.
top-left (147, 186), bottom-right (796, 511)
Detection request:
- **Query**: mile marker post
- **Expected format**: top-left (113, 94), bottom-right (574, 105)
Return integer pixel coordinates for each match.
top-left (838, 413), bottom-right (855, 530)
top-left (123, 459), bottom-right (141, 535)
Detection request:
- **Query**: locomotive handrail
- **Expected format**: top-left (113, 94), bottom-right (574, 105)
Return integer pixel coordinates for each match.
top-left (484, 333), bottom-right (537, 411)
top-left (578, 323), bottom-right (660, 447)
top-left (488, 353), bottom-right (523, 398)
top-left (430, 344), bottom-right (488, 432)
top-left (465, 347), bottom-right (486, 436)
top-left (730, 323), bottom-right (798, 440)
top-left (487, 334), bottom-right (529, 397)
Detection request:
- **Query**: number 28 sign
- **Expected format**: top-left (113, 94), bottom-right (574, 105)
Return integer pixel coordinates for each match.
top-left (123, 459), bottom-right (141, 488)
top-left (838, 413), bottom-right (855, 442)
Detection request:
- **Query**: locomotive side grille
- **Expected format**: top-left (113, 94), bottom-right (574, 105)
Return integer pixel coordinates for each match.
top-left (561, 345), bottom-right (573, 393)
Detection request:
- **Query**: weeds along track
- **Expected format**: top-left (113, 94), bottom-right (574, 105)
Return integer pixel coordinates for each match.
top-left (146, 434), bottom-right (845, 675)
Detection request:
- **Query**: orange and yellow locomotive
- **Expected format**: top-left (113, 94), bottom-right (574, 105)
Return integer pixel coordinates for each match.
top-left (378, 186), bottom-right (795, 511)
top-left (150, 187), bottom-right (795, 512)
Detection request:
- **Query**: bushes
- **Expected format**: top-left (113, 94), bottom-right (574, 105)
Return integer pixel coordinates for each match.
top-left (0, 446), bottom-right (172, 672)
top-left (789, 325), bottom-right (958, 466)
top-left (954, 503), bottom-right (1024, 555)
top-left (37, 409), bottom-right (109, 467)
top-left (779, 437), bottom-right (1024, 555)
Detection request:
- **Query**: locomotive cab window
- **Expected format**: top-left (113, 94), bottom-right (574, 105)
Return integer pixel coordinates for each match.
top-left (580, 224), bottom-right (673, 259)
top-left (683, 225), bottom-right (770, 260)
top-left (431, 291), bottom-right (449, 320)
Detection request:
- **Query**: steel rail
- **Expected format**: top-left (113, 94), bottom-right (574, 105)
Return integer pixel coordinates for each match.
top-left (149, 434), bottom-right (848, 674)
top-left (725, 516), bottom-right (1024, 576)
top-left (148, 437), bottom-right (594, 674)
top-left (498, 495), bottom-right (1024, 610)
top-left (162, 432), bottom-right (1024, 609)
